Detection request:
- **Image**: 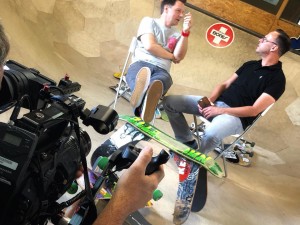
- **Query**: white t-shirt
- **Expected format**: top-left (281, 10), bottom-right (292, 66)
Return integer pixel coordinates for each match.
top-left (132, 17), bottom-right (180, 72)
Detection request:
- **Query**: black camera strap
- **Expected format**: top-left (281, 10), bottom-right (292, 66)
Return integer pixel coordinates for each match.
top-left (73, 117), bottom-right (98, 222)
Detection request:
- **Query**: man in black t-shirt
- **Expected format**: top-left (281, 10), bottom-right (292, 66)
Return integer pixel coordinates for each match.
top-left (163, 29), bottom-right (291, 154)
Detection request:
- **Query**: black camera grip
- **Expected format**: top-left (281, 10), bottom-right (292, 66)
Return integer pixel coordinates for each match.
top-left (121, 145), bottom-right (169, 175)
top-left (145, 149), bottom-right (170, 175)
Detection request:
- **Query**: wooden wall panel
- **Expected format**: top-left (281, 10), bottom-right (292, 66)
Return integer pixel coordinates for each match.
top-left (270, 20), bottom-right (300, 38)
top-left (188, 0), bottom-right (300, 37)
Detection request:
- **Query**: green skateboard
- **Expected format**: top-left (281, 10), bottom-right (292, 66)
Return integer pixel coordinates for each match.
top-left (119, 115), bottom-right (224, 178)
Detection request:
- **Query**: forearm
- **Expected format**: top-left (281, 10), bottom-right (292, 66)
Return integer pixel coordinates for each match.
top-left (208, 87), bottom-right (260, 118)
top-left (93, 197), bottom-right (128, 225)
top-left (209, 73), bottom-right (238, 102)
top-left (208, 84), bottom-right (226, 102)
top-left (173, 35), bottom-right (188, 61)
top-left (219, 93), bottom-right (275, 117)
top-left (146, 43), bottom-right (174, 60)
top-left (173, 12), bottom-right (192, 61)
top-left (218, 106), bottom-right (259, 118)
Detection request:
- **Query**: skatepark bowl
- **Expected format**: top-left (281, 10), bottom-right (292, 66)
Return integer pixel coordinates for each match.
top-left (0, 1), bottom-right (300, 225)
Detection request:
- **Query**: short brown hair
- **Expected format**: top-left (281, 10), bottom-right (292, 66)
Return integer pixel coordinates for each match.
top-left (160, 0), bottom-right (187, 14)
top-left (275, 29), bottom-right (291, 56)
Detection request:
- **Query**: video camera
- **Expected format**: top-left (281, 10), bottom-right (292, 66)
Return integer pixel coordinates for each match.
top-left (0, 60), bottom-right (119, 225)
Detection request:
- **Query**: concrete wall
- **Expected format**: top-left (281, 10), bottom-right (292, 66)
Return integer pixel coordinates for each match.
top-left (0, 0), bottom-right (299, 178)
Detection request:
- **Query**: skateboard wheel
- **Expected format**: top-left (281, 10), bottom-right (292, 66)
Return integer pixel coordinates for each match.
top-left (152, 189), bottom-right (163, 201)
top-left (97, 156), bottom-right (109, 170)
top-left (67, 182), bottom-right (78, 194)
top-left (190, 122), bottom-right (195, 130)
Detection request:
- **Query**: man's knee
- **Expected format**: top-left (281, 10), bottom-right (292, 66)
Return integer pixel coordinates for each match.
top-left (202, 132), bottom-right (221, 146)
top-left (162, 95), bottom-right (176, 112)
top-left (162, 95), bottom-right (169, 110)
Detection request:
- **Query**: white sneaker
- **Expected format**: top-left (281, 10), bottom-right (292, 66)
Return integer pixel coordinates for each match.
top-left (140, 80), bottom-right (163, 123)
top-left (130, 67), bottom-right (151, 114)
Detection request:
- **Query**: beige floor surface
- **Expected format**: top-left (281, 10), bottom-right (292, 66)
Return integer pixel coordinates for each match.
top-left (0, 1), bottom-right (299, 224)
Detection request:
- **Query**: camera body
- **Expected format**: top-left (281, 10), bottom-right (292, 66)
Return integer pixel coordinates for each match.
top-left (0, 60), bottom-right (118, 224)
top-left (1, 60), bottom-right (81, 110)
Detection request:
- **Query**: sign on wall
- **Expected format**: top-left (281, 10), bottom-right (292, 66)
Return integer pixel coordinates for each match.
top-left (206, 23), bottom-right (235, 48)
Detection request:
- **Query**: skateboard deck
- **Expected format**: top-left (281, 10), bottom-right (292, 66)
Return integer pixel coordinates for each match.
top-left (191, 167), bottom-right (207, 212)
top-left (172, 154), bottom-right (207, 223)
top-left (92, 122), bottom-right (150, 165)
top-left (118, 115), bottom-right (218, 221)
top-left (91, 122), bottom-right (152, 225)
top-left (119, 115), bottom-right (224, 178)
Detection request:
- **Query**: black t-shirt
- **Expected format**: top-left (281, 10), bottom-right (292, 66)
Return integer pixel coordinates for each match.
top-left (217, 60), bottom-right (286, 128)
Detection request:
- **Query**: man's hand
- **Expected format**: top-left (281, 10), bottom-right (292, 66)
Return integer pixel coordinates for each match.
top-left (113, 146), bottom-right (164, 212)
top-left (182, 12), bottom-right (193, 33)
top-left (198, 105), bottom-right (222, 119)
top-left (171, 55), bottom-right (181, 64)
top-left (93, 146), bottom-right (165, 225)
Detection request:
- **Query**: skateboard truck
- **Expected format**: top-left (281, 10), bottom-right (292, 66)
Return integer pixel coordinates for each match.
top-left (220, 139), bottom-right (255, 166)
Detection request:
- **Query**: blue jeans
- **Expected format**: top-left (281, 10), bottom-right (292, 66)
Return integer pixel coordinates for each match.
top-left (162, 95), bottom-right (244, 154)
top-left (126, 61), bottom-right (173, 95)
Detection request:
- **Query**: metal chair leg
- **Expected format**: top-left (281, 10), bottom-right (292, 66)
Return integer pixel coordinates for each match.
top-left (193, 115), bottom-right (201, 150)
top-left (221, 142), bottom-right (228, 178)
top-left (110, 37), bottom-right (137, 109)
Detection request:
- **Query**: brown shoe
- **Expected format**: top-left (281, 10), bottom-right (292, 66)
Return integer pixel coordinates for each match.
top-left (141, 80), bottom-right (163, 123)
top-left (130, 67), bottom-right (150, 112)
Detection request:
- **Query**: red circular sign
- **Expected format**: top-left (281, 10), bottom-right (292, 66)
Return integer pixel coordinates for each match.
top-left (206, 23), bottom-right (235, 48)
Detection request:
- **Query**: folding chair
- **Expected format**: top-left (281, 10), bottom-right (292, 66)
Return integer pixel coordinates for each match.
top-left (191, 103), bottom-right (274, 177)
top-left (109, 37), bottom-right (137, 109)
top-left (108, 37), bottom-right (162, 125)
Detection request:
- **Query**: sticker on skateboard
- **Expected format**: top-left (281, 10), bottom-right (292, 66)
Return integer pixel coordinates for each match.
top-left (119, 115), bottom-right (224, 178)
top-left (172, 155), bottom-right (207, 224)
top-left (91, 122), bottom-right (150, 165)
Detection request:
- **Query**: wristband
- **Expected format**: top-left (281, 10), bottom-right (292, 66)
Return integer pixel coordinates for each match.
top-left (181, 30), bottom-right (190, 37)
